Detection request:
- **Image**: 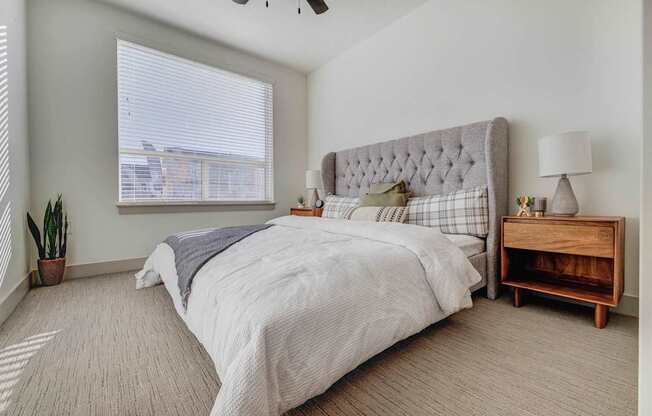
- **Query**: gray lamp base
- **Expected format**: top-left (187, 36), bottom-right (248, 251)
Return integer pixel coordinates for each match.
top-left (550, 174), bottom-right (579, 216)
top-left (307, 188), bottom-right (319, 208)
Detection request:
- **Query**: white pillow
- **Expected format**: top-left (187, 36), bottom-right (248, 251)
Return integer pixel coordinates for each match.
top-left (322, 195), bottom-right (359, 219)
top-left (348, 206), bottom-right (407, 223)
top-left (406, 186), bottom-right (489, 237)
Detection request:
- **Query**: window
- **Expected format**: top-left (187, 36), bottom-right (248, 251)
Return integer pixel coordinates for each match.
top-left (117, 40), bottom-right (274, 203)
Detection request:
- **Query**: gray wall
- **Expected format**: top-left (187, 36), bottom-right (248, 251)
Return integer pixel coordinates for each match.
top-left (27, 0), bottom-right (308, 266)
top-left (307, 0), bottom-right (642, 315)
top-left (0, 0), bottom-right (30, 317)
top-left (640, 0), bottom-right (652, 412)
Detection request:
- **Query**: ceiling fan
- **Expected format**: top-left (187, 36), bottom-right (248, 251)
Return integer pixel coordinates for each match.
top-left (232, 0), bottom-right (329, 15)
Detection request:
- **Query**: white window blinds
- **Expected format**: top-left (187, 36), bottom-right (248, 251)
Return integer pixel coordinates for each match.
top-left (117, 40), bottom-right (274, 203)
top-left (0, 25), bottom-right (12, 285)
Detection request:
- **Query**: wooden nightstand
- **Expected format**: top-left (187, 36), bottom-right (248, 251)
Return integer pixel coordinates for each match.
top-left (501, 216), bottom-right (625, 328)
top-left (290, 207), bottom-right (323, 217)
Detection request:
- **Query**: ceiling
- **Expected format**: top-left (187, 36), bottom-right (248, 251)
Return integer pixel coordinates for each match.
top-left (97, 0), bottom-right (429, 73)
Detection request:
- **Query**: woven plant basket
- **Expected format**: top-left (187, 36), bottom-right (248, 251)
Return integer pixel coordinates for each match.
top-left (38, 257), bottom-right (66, 286)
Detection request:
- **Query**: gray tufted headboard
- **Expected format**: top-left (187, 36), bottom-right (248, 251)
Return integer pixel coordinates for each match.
top-left (320, 118), bottom-right (509, 299)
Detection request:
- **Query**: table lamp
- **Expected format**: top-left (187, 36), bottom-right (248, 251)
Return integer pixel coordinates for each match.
top-left (305, 170), bottom-right (322, 208)
top-left (538, 131), bottom-right (592, 216)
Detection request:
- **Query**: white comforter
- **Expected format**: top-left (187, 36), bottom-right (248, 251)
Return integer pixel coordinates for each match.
top-left (138, 216), bottom-right (481, 416)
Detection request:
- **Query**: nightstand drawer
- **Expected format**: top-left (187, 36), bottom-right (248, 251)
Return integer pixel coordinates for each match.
top-left (503, 221), bottom-right (614, 258)
top-left (290, 208), bottom-right (323, 217)
top-left (292, 209), bottom-right (315, 217)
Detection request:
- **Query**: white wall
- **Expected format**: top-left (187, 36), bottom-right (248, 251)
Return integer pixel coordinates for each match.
top-left (639, 0), bottom-right (651, 412)
top-left (308, 0), bottom-right (642, 313)
top-left (0, 0), bottom-right (30, 316)
top-left (27, 0), bottom-right (307, 266)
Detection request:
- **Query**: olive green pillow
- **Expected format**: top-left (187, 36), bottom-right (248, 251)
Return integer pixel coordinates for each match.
top-left (359, 192), bottom-right (408, 207)
top-left (369, 181), bottom-right (407, 194)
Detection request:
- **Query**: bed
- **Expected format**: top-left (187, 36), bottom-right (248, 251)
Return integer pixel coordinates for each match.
top-left (137, 118), bottom-right (509, 416)
top-left (321, 117), bottom-right (508, 298)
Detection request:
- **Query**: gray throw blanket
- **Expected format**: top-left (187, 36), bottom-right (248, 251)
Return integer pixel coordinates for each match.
top-left (165, 224), bottom-right (273, 309)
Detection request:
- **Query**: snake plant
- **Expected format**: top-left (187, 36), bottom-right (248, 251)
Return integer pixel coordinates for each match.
top-left (27, 195), bottom-right (69, 260)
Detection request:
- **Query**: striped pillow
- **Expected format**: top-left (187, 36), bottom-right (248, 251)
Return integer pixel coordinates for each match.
top-left (348, 206), bottom-right (407, 223)
top-left (406, 186), bottom-right (489, 237)
top-left (322, 195), bottom-right (360, 219)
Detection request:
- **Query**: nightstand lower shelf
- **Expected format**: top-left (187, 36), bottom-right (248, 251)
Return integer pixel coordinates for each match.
top-left (502, 275), bottom-right (615, 306)
top-left (503, 278), bottom-right (612, 328)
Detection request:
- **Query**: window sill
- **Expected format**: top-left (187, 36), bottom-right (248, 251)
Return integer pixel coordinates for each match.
top-left (116, 200), bottom-right (275, 207)
top-left (116, 200), bottom-right (276, 214)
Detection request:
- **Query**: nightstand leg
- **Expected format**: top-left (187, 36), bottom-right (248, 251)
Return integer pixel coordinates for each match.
top-left (513, 288), bottom-right (524, 308)
top-left (594, 304), bottom-right (609, 329)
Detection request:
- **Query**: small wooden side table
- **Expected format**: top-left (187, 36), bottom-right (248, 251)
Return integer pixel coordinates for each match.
top-left (501, 215), bottom-right (625, 328)
top-left (290, 207), bottom-right (323, 217)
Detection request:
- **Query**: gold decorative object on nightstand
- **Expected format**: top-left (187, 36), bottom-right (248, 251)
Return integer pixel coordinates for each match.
top-left (516, 196), bottom-right (535, 217)
top-left (501, 215), bottom-right (625, 328)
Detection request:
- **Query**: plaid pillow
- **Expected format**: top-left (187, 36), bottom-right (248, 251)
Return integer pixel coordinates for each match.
top-left (322, 195), bottom-right (360, 219)
top-left (406, 186), bottom-right (489, 237)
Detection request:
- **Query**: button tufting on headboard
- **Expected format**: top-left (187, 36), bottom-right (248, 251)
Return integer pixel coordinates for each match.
top-left (327, 123), bottom-right (492, 198)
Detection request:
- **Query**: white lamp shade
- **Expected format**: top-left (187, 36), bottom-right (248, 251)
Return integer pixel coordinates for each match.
top-left (538, 131), bottom-right (592, 177)
top-left (305, 170), bottom-right (322, 189)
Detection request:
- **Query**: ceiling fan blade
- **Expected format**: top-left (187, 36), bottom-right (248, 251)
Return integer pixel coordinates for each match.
top-left (306, 0), bottom-right (328, 14)
top-left (232, 0), bottom-right (249, 4)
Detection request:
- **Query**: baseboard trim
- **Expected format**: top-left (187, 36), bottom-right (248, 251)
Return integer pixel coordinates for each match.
top-left (31, 257), bottom-right (147, 283)
top-left (63, 257), bottom-right (147, 280)
top-left (615, 294), bottom-right (639, 317)
top-left (0, 272), bottom-right (31, 327)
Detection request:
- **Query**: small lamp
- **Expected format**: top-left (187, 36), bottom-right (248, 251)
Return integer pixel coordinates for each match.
top-left (305, 170), bottom-right (322, 208)
top-left (538, 131), bottom-right (592, 216)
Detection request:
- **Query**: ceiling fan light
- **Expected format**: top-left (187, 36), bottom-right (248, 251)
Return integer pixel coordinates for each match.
top-left (306, 0), bottom-right (328, 14)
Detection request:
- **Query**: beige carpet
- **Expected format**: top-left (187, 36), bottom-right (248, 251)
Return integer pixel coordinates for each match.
top-left (0, 273), bottom-right (637, 416)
